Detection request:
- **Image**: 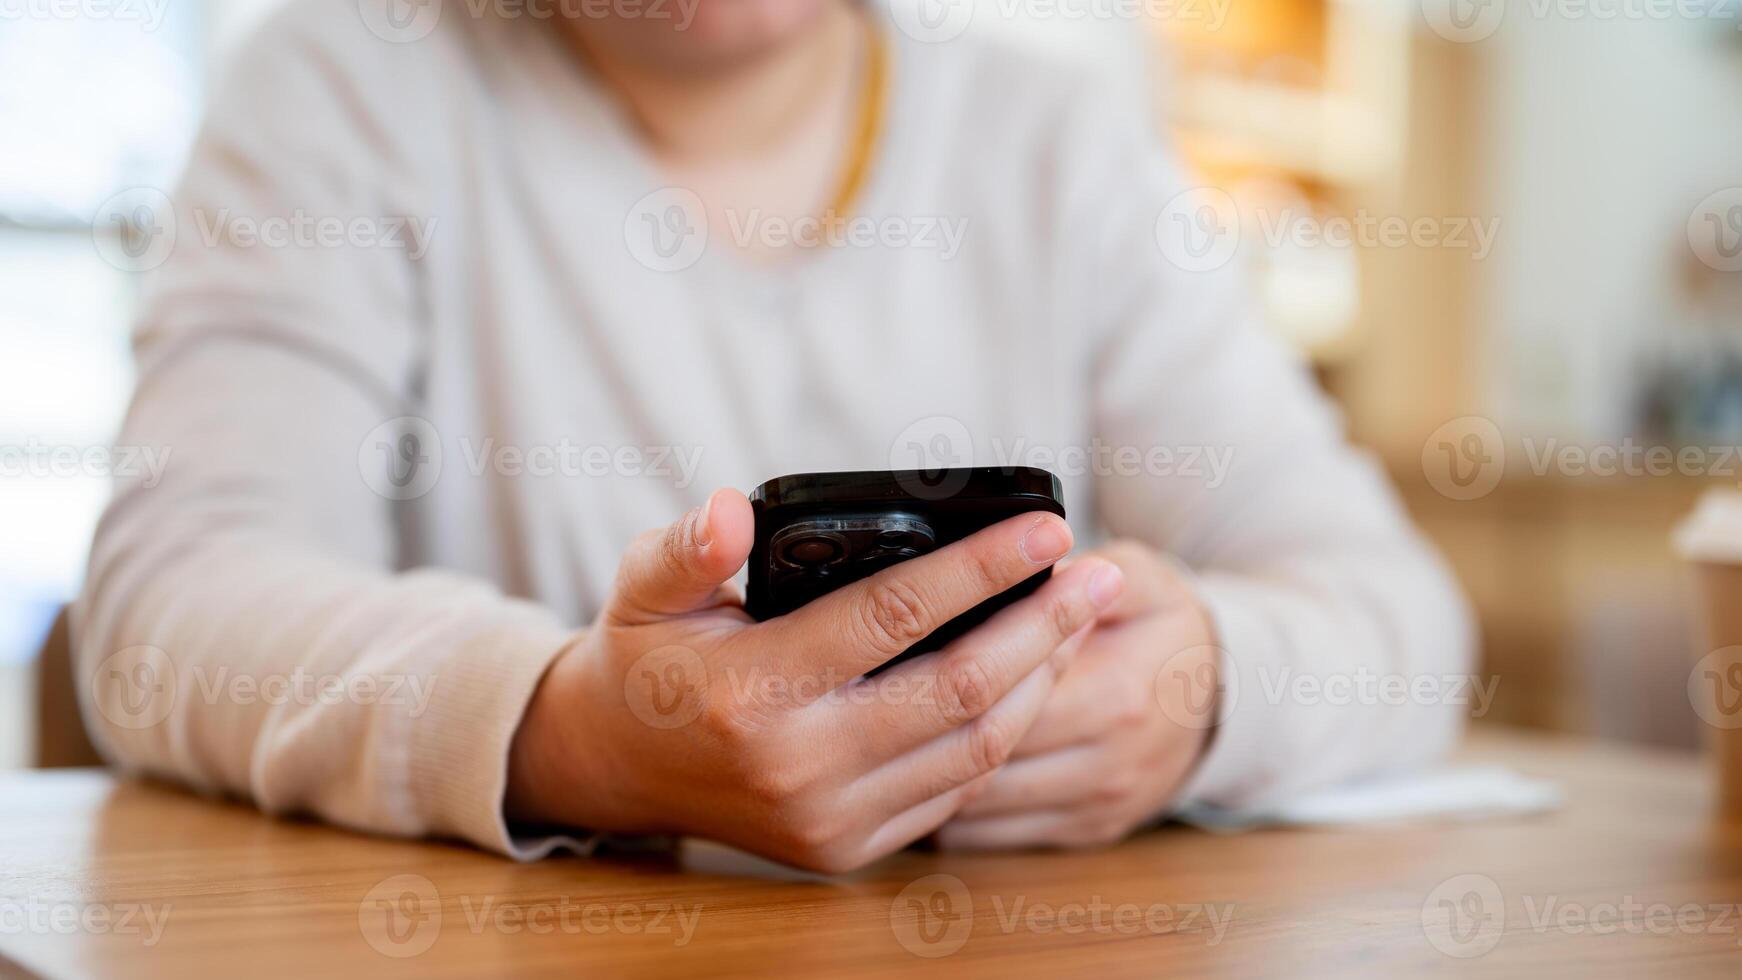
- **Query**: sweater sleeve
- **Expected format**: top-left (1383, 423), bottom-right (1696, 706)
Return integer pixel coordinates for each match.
top-left (1064, 80), bottom-right (1477, 810)
top-left (70, 3), bottom-right (583, 858)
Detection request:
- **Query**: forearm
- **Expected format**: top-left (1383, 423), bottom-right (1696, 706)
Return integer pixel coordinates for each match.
top-left (1181, 537), bottom-right (1475, 810)
top-left (73, 340), bottom-right (577, 856)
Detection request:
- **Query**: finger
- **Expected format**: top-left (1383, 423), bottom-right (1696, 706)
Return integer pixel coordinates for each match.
top-left (1086, 541), bottom-right (1191, 624)
top-left (934, 808), bottom-right (1101, 852)
top-left (607, 488), bottom-right (754, 625)
top-left (851, 645), bottom-right (1062, 817)
top-left (1046, 622), bottom-right (1092, 678)
top-left (853, 772), bottom-right (993, 866)
top-left (759, 511), bottom-right (1077, 679)
top-left (838, 559), bottom-right (1123, 762)
top-left (953, 744), bottom-right (1110, 818)
top-left (1008, 641), bottom-right (1131, 759)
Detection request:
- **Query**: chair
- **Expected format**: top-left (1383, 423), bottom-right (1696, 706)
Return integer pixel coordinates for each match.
top-left (34, 607), bottom-right (102, 767)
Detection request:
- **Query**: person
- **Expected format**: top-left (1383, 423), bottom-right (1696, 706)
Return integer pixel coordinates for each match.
top-left (74, 0), bottom-right (1473, 872)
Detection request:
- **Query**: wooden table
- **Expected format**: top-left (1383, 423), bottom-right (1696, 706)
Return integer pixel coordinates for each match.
top-left (2, 728), bottom-right (1739, 978)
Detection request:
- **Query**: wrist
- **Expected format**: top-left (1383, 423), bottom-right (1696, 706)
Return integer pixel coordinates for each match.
top-left (505, 633), bottom-right (674, 837)
top-left (504, 638), bottom-right (582, 827)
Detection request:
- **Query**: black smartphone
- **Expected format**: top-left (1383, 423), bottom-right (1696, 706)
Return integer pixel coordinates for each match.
top-left (746, 467), bottom-right (1065, 672)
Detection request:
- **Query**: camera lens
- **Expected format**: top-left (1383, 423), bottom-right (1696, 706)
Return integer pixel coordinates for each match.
top-left (779, 534), bottom-right (845, 567)
top-left (876, 529), bottom-right (915, 548)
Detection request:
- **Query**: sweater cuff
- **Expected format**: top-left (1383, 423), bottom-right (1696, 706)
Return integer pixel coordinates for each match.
top-left (402, 606), bottom-right (598, 860)
top-left (1173, 575), bottom-right (1285, 810)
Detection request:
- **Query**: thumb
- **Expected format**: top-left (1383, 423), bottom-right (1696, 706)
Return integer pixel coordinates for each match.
top-left (608, 488), bottom-right (754, 625)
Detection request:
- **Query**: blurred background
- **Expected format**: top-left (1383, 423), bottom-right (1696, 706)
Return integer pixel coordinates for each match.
top-left (3, 0), bottom-right (1741, 767)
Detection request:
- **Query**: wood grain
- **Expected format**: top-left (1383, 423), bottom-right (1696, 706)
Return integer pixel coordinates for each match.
top-left (2, 728), bottom-right (1739, 979)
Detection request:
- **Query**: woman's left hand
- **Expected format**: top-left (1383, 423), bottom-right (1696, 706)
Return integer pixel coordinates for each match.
top-left (935, 540), bottom-right (1220, 850)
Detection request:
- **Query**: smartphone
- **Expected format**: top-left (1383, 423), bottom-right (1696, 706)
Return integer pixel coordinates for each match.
top-left (746, 467), bottom-right (1066, 672)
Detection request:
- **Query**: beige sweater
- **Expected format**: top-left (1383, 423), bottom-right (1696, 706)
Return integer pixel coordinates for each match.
top-left (73, 0), bottom-right (1474, 857)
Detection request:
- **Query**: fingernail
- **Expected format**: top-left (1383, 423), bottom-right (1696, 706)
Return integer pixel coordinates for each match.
top-left (1019, 516), bottom-right (1071, 565)
top-left (694, 496), bottom-right (715, 548)
top-left (1086, 563), bottom-right (1124, 609)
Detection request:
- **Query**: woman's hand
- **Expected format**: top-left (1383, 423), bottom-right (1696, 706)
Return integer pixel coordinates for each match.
top-left (507, 488), bottom-right (1124, 873)
top-left (936, 540), bottom-right (1218, 850)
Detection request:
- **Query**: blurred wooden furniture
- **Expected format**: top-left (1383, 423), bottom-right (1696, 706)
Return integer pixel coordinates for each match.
top-left (32, 607), bottom-right (101, 769)
top-left (2, 728), bottom-right (1738, 979)
top-left (1157, 0), bottom-right (1411, 187)
top-left (1396, 471), bottom-right (1715, 750)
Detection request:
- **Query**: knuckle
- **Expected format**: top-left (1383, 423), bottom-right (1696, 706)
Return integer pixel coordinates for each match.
top-left (791, 840), bottom-right (862, 875)
top-left (699, 697), bottom-right (747, 743)
top-left (859, 579), bottom-right (932, 653)
top-left (655, 522), bottom-right (691, 579)
top-left (772, 809), bottom-right (852, 868)
top-left (937, 656), bottom-right (998, 725)
top-left (743, 759), bottom-right (803, 804)
top-left (1047, 592), bottom-right (1089, 641)
top-left (1114, 687), bottom-right (1151, 725)
top-left (963, 712), bottom-right (1019, 773)
top-left (1095, 771), bottom-right (1139, 805)
top-left (964, 545), bottom-right (1011, 599)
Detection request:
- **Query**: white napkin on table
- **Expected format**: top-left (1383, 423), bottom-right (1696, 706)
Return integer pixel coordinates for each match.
top-left (1176, 766), bottom-right (1563, 833)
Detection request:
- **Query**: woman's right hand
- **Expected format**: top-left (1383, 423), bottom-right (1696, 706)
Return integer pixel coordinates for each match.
top-left (506, 487), bottom-right (1123, 873)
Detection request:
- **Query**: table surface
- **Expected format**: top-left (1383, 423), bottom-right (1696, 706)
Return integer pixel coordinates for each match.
top-left (2, 728), bottom-right (1739, 979)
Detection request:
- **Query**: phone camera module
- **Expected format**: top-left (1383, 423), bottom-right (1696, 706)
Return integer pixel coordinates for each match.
top-left (778, 532), bottom-right (847, 568)
top-left (875, 529), bottom-right (916, 549)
